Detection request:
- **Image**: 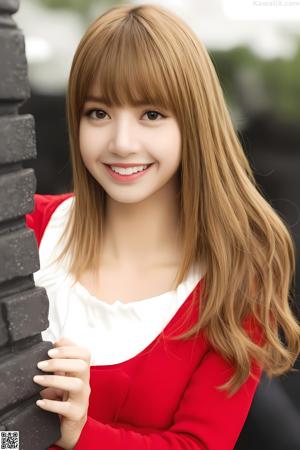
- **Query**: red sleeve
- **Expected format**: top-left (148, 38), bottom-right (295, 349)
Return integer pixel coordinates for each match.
top-left (50, 333), bottom-right (263, 450)
top-left (25, 193), bottom-right (73, 246)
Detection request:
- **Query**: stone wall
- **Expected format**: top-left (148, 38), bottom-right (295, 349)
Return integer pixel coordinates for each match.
top-left (0, 1), bottom-right (60, 448)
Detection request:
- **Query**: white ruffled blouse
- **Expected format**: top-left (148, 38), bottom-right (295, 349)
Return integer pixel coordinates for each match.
top-left (33, 197), bottom-right (204, 366)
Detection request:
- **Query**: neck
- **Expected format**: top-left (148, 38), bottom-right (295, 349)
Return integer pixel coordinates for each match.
top-left (101, 179), bottom-right (182, 272)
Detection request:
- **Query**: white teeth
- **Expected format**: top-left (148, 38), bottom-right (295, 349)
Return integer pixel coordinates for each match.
top-left (110, 165), bottom-right (149, 175)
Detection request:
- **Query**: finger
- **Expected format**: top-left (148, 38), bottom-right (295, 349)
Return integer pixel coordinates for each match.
top-left (33, 374), bottom-right (83, 394)
top-left (48, 346), bottom-right (91, 363)
top-left (36, 398), bottom-right (85, 421)
top-left (37, 358), bottom-right (89, 377)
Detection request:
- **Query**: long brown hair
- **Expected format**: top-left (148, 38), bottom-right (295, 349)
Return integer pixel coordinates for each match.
top-left (52, 3), bottom-right (300, 396)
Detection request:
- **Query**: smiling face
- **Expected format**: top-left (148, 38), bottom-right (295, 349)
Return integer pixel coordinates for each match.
top-left (79, 90), bottom-right (182, 205)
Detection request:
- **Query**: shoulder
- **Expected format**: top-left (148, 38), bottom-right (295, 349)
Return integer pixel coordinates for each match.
top-left (25, 193), bottom-right (74, 247)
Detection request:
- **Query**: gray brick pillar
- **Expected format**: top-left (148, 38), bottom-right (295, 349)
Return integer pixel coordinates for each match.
top-left (0, 1), bottom-right (61, 448)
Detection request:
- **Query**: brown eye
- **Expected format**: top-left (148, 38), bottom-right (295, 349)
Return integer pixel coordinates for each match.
top-left (86, 109), bottom-right (108, 120)
top-left (144, 111), bottom-right (164, 121)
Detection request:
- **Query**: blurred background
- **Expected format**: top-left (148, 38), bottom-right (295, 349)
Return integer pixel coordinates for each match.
top-left (16, 0), bottom-right (300, 448)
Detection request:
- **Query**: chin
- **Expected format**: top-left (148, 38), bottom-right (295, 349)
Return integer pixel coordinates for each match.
top-left (106, 191), bottom-right (154, 205)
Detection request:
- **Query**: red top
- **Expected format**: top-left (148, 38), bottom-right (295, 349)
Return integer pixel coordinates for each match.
top-left (25, 194), bottom-right (263, 450)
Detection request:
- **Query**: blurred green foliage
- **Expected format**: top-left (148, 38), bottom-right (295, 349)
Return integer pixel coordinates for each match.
top-left (37, 0), bottom-right (126, 16)
top-left (40, 0), bottom-right (89, 9)
top-left (211, 40), bottom-right (300, 123)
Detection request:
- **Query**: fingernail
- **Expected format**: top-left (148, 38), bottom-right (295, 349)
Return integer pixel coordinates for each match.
top-left (48, 348), bottom-right (58, 357)
top-left (36, 399), bottom-right (45, 406)
top-left (33, 375), bottom-right (44, 381)
top-left (37, 361), bottom-right (48, 369)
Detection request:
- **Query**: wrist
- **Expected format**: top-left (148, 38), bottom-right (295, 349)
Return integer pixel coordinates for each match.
top-left (61, 415), bottom-right (88, 450)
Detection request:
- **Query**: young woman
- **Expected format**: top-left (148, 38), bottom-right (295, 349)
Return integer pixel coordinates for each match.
top-left (25, 3), bottom-right (300, 450)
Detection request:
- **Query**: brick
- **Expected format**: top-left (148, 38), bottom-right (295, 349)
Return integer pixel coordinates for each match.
top-left (0, 276), bottom-right (35, 301)
top-left (0, 316), bottom-right (8, 348)
top-left (2, 286), bottom-right (49, 342)
top-left (4, 404), bottom-right (60, 450)
top-left (0, 0), bottom-right (20, 14)
top-left (0, 340), bottom-right (53, 412)
top-left (1, 401), bottom-right (61, 450)
top-left (0, 228), bottom-right (39, 283)
top-left (0, 169), bottom-right (36, 223)
top-left (0, 115), bottom-right (36, 164)
top-left (0, 29), bottom-right (30, 101)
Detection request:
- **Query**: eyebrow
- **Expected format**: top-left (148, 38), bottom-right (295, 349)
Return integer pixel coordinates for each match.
top-left (85, 95), bottom-right (159, 107)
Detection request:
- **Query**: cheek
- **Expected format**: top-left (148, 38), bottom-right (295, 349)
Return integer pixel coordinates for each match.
top-left (79, 125), bottom-right (99, 161)
top-left (161, 128), bottom-right (181, 168)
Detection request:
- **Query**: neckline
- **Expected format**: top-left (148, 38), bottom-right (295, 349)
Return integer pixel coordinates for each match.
top-left (73, 281), bottom-right (174, 308)
top-left (89, 275), bottom-right (205, 369)
top-left (70, 263), bottom-right (203, 308)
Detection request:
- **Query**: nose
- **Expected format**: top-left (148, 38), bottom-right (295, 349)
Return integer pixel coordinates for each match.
top-left (108, 113), bottom-right (140, 157)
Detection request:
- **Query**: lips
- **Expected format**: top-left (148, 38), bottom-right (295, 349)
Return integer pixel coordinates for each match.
top-left (104, 162), bottom-right (153, 182)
